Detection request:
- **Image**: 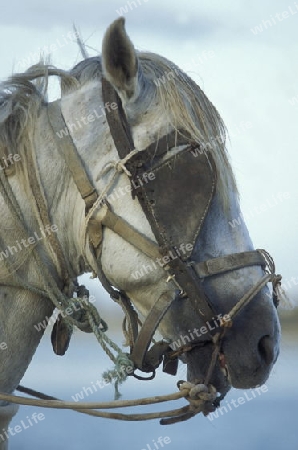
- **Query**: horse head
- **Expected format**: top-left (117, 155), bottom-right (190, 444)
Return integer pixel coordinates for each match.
top-left (43, 18), bottom-right (281, 402)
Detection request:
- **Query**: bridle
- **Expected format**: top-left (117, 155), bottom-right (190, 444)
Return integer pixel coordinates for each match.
top-left (46, 76), bottom-right (282, 381)
top-left (0, 74), bottom-right (284, 425)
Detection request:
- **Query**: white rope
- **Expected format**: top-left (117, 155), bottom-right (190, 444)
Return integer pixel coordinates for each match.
top-left (0, 384), bottom-right (216, 423)
top-left (82, 148), bottom-right (140, 258)
top-left (95, 148), bottom-right (139, 181)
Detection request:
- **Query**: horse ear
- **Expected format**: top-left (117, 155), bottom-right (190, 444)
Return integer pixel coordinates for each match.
top-left (102, 17), bottom-right (139, 101)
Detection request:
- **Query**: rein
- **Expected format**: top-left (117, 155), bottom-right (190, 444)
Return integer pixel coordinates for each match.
top-left (0, 77), bottom-right (285, 424)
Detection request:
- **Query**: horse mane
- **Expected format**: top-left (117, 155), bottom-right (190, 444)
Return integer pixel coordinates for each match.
top-left (0, 51), bottom-right (237, 206)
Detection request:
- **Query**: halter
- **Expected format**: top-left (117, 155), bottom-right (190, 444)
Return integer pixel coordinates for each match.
top-left (46, 77), bottom-right (282, 378)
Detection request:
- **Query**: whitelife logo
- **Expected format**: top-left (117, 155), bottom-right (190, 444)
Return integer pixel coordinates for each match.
top-left (0, 225), bottom-right (58, 262)
top-left (0, 412), bottom-right (45, 442)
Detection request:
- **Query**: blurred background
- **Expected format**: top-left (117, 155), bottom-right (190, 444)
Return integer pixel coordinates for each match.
top-left (0, 0), bottom-right (297, 448)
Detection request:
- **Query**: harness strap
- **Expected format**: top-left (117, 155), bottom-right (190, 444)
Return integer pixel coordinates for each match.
top-left (194, 250), bottom-right (266, 278)
top-left (130, 291), bottom-right (177, 372)
top-left (19, 113), bottom-right (70, 283)
top-left (94, 204), bottom-right (161, 260)
top-left (101, 78), bottom-right (135, 155)
top-left (47, 102), bottom-right (98, 212)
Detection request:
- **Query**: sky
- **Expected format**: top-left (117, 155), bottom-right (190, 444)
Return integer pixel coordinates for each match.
top-left (0, 0), bottom-right (297, 302)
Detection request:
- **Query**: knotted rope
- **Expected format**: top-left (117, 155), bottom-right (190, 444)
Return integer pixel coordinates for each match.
top-left (219, 249), bottom-right (285, 327)
top-left (85, 148), bottom-right (139, 232)
top-left (160, 381), bottom-right (217, 424)
top-left (0, 380), bottom-right (217, 425)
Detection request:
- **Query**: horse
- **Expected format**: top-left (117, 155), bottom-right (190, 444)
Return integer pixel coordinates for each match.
top-left (0, 17), bottom-right (281, 447)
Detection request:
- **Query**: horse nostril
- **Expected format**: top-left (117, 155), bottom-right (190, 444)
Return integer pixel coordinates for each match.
top-left (258, 335), bottom-right (275, 365)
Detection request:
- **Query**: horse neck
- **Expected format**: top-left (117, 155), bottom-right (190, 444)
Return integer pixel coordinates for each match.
top-left (27, 105), bottom-right (91, 280)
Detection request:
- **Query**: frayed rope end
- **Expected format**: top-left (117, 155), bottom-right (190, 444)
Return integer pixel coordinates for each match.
top-left (102, 353), bottom-right (134, 400)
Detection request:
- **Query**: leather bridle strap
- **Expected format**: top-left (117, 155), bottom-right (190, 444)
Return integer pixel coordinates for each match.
top-left (47, 101), bottom-right (98, 212)
top-left (194, 251), bottom-right (266, 278)
top-left (130, 291), bottom-right (178, 372)
top-left (94, 204), bottom-right (161, 260)
top-left (101, 78), bottom-right (135, 156)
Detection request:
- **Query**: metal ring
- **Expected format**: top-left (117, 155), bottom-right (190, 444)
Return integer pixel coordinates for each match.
top-left (132, 369), bottom-right (156, 381)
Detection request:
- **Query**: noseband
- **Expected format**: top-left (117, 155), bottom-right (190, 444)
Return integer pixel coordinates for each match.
top-left (47, 77), bottom-right (282, 380)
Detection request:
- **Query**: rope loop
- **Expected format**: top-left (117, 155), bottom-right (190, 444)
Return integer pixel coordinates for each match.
top-left (96, 148), bottom-right (139, 180)
top-left (63, 296), bottom-right (108, 333)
